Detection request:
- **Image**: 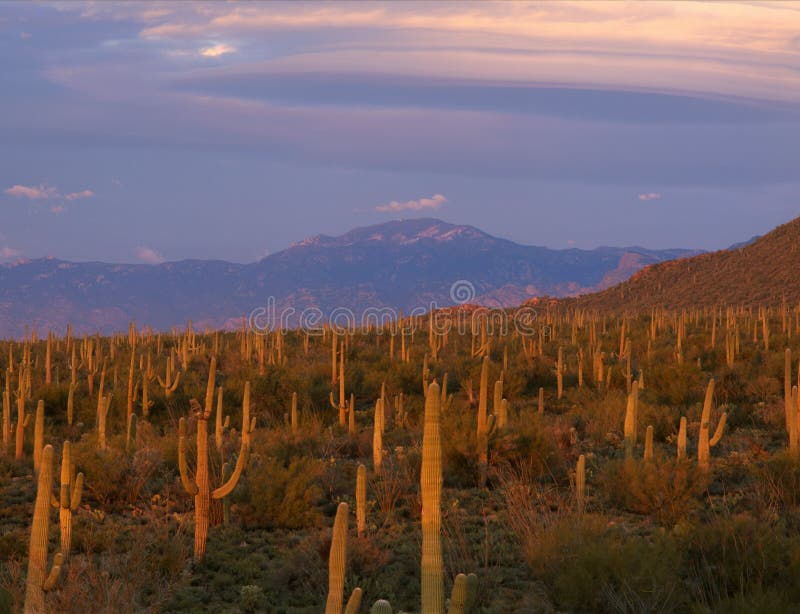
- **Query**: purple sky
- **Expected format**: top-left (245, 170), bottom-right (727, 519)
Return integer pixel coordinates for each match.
top-left (1, 1), bottom-right (799, 264)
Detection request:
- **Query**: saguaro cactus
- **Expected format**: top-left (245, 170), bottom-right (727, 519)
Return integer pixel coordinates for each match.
top-left (677, 416), bottom-right (687, 459)
top-left (476, 357), bottom-right (493, 488)
top-left (373, 399), bottom-right (383, 475)
top-left (52, 441), bottom-right (83, 560)
top-left (291, 391), bottom-right (298, 435)
top-left (24, 445), bottom-right (63, 614)
top-left (356, 463), bottom-right (366, 538)
top-left (575, 454), bottom-right (586, 513)
top-left (157, 355), bottom-right (181, 398)
top-left (97, 394), bottom-right (112, 451)
top-left (422, 381), bottom-right (444, 614)
top-left (698, 379), bottom-right (726, 469)
top-left (33, 400), bottom-right (44, 473)
top-left (557, 346), bottom-right (564, 399)
top-left (644, 426), bottom-right (654, 462)
top-left (325, 502), bottom-right (348, 614)
top-left (2, 370), bottom-right (10, 454)
top-left (623, 381), bottom-right (639, 458)
top-left (178, 358), bottom-right (251, 560)
top-left (448, 573), bottom-right (468, 614)
top-left (16, 367), bottom-right (31, 459)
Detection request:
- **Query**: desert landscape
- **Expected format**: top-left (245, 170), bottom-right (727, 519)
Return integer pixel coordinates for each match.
top-left (2, 1), bottom-right (800, 613)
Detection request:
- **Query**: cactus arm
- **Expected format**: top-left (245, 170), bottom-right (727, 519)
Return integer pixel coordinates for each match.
top-left (211, 443), bottom-right (247, 499)
top-left (710, 412), bottom-right (727, 447)
top-left (70, 473), bottom-right (84, 511)
top-left (344, 588), bottom-right (363, 614)
top-left (178, 418), bottom-right (198, 496)
top-left (42, 552), bottom-right (63, 591)
top-left (170, 371), bottom-right (181, 392)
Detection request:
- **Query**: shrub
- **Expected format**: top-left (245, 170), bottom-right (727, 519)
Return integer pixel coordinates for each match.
top-left (237, 455), bottom-right (324, 530)
top-left (600, 458), bottom-right (709, 526)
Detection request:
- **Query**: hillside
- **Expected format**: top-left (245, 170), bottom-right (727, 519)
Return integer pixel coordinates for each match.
top-left (571, 215), bottom-right (800, 312)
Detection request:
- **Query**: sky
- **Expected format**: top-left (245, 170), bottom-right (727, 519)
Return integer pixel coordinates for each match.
top-left (1, 1), bottom-right (799, 264)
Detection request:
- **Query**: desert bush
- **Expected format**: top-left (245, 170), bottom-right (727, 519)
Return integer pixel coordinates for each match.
top-left (237, 455), bottom-right (324, 530)
top-left (600, 457), bottom-right (708, 525)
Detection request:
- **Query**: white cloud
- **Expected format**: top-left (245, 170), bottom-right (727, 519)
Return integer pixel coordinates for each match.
top-left (135, 246), bottom-right (165, 264)
top-left (0, 246), bottom-right (21, 260)
top-left (5, 184), bottom-right (58, 200)
top-left (638, 192), bottom-right (662, 201)
top-left (65, 189), bottom-right (94, 201)
top-left (200, 43), bottom-right (235, 57)
top-left (375, 193), bottom-right (447, 213)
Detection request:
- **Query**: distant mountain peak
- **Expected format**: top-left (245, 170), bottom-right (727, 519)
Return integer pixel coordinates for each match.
top-left (289, 218), bottom-right (491, 249)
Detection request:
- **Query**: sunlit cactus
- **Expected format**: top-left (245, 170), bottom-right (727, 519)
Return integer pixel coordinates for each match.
top-left (325, 502), bottom-right (348, 614)
top-left (356, 463), bottom-right (367, 538)
top-left (51, 441), bottom-right (83, 560)
top-left (698, 379), bottom-right (726, 469)
top-left (178, 357), bottom-right (252, 560)
top-left (422, 381), bottom-right (444, 613)
top-left (23, 445), bottom-right (63, 614)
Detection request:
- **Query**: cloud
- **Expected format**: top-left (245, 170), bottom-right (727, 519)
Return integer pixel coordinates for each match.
top-left (4, 184), bottom-right (94, 202)
top-left (0, 246), bottom-right (21, 260)
top-left (200, 43), bottom-right (235, 58)
top-left (638, 192), bottom-right (662, 201)
top-left (50, 205), bottom-right (65, 214)
top-left (375, 193), bottom-right (447, 213)
top-left (5, 184), bottom-right (58, 200)
top-left (135, 246), bottom-right (165, 264)
top-left (65, 189), bottom-right (94, 201)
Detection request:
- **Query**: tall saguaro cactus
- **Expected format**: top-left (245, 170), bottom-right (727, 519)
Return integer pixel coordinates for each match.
top-left (325, 502), bottom-right (348, 614)
top-left (422, 381), bottom-right (444, 614)
top-left (356, 463), bottom-right (367, 538)
top-left (24, 445), bottom-right (63, 614)
top-left (52, 441), bottom-right (83, 560)
top-left (179, 357), bottom-right (251, 560)
top-left (476, 356), bottom-right (494, 488)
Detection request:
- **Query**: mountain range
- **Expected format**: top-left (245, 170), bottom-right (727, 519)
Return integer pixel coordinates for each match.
top-left (0, 218), bottom-right (700, 336)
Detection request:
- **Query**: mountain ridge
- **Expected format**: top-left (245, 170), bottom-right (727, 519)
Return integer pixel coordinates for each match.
top-left (0, 218), bottom-right (702, 336)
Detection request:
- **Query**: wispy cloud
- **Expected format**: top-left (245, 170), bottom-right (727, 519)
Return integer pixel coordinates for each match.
top-left (200, 43), bottom-right (235, 57)
top-left (375, 193), bottom-right (447, 213)
top-left (65, 189), bottom-right (94, 201)
top-left (638, 192), bottom-right (662, 201)
top-left (135, 246), bottom-right (165, 264)
top-left (5, 184), bottom-right (58, 200)
top-left (5, 184), bottom-right (94, 203)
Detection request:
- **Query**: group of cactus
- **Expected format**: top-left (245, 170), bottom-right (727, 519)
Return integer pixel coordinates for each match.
top-left (325, 382), bottom-right (477, 614)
